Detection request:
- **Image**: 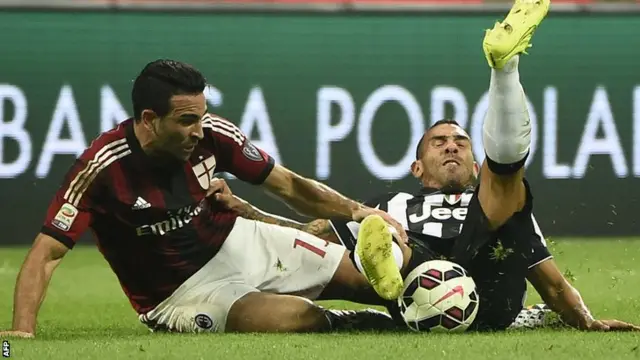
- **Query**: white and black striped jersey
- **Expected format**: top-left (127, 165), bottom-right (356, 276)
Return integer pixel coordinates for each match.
top-left (330, 186), bottom-right (552, 269)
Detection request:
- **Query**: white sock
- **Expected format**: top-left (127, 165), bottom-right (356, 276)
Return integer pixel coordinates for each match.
top-left (482, 55), bottom-right (532, 170)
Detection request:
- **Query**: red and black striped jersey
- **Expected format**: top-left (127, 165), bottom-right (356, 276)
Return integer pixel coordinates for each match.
top-left (41, 114), bottom-right (275, 314)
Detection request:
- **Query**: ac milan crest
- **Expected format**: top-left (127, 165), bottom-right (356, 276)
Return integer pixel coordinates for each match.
top-left (191, 155), bottom-right (217, 190)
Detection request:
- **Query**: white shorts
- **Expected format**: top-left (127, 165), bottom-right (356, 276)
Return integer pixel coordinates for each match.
top-left (139, 217), bottom-right (346, 333)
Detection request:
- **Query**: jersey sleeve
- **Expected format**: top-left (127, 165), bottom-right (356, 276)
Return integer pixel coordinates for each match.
top-left (363, 192), bottom-right (396, 209)
top-left (41, 156), bottom-right (104, 249)
top-left (328, 218), bottom-right (359, 251)
top-left (528, 214), bottom-right (553, 269)
top-left (202, 114), bottom-right (275, 184)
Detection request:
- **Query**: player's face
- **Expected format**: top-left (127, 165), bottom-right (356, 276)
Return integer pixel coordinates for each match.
top-left (151, 93), bottom-right (207, 161)
top-left (413, 124), bottom-right (475, 190)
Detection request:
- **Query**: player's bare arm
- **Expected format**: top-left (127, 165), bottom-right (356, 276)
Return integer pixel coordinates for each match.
top-left (262, 164), bottom-right (407, 242)
top-left (208, 178), bottom-right (337, 241)
top-left (1, 233), bottom-right (69, 337)
top-left (233, 202), bottom-right (335, 242)
top-left (528, 259), bottom-right (640, 331)
top-left (262, 164), bottom-right (363, 218)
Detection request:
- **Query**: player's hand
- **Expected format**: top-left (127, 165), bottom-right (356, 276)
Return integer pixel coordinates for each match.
top-left (207, 178), bottom-right (247, 213)
top-left (352, 208), bottom-right (409, 244)
top-left (585, 319), bottom-right (640, 332)
top-left (0, 330), bottom-right (34, 338)
top-left (206, 177), bottom-right (232, 198)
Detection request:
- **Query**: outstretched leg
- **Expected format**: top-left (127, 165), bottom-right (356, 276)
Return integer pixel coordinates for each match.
top-left (226, 292), bottom-right (396, 333)
top-left (451, 0), bottom-right (550, 263)
top-left (477, 0), bottom-right (550, 230)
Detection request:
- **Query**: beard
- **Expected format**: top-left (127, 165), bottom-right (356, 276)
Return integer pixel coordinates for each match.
top-left (438, 172), bottom-right (477, 194)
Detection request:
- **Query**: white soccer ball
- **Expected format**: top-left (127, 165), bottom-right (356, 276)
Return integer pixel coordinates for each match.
top-left (398, 260), bottom-right (479, 332)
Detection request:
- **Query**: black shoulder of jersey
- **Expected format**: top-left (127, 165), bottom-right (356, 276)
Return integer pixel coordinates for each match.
top-left (363, 192), bottom-right (399, 207)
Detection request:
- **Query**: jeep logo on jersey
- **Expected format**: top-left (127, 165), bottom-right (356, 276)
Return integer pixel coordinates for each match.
top-left (135, 200), bottom-right (205, 236)
top-left (192, 155), bottom-right (217, 190)
top-left (408, 193), bottom-right (473, 223)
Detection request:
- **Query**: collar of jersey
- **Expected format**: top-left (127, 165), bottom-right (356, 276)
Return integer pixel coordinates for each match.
top-left (419, 185), bottom-right (475, 195)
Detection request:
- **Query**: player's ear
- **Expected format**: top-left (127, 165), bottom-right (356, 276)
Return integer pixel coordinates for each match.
top-left (141, 109), bottom-right (163, 136)
top-left (411, 160), bottom-right (423, 179)
top-left (141, 109), bottom-right (158, 126)
top-left (473, 162), bottom-right (480, 178)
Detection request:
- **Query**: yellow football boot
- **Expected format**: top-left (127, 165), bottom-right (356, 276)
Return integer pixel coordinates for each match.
top-left (356, 215), bottom-right (404, 300)
top-left (483, 0), bottom-right (550, 69)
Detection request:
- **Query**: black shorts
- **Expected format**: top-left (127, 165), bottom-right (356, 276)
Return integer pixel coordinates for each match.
top-left (387, 181), bottom-right (539, 331)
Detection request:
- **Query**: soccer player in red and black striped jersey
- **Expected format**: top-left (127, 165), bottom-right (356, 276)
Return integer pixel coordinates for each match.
top-left (0, 59), bottom-right (407, 338)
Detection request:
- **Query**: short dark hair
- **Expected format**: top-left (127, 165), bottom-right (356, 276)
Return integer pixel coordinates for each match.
top-left (131, 59), bottom-right (207, 121)
top-left (415, 119), bottom-right (461, 159)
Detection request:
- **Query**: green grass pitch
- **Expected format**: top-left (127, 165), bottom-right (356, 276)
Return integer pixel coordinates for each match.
top-left (1, 238), bottom-right (639, 359)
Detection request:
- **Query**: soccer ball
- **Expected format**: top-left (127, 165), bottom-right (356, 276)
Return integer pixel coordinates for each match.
top-left (398, 260), bottom-right (479, 332)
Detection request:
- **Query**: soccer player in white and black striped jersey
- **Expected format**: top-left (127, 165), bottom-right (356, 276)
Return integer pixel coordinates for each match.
top-left (211, 0), bottom-right (639, 331)
top-left (212, 97), bottom-right (636, 330)
top-left (217, 110), bottom-right (638, 332)
top-left (214, 25), bottom-right (639, 333)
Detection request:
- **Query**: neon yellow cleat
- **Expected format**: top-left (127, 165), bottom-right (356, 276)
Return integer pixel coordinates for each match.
top-left (356, 215), bottom-right (404, 300)
top-left (483, 0), bottom-right (550, 69)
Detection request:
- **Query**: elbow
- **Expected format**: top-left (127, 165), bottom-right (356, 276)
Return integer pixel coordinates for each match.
top-left (288, 176), bottom-right (330, 217)
top-left (283, 174), bottom-right (303, 201)
top-left (265, 168), bottom-right (296, 201)
top-left (541, 284), bottom-right (563, 305)
top-left (276, 174), bottom-right (300, 204)
top-left (27, 233), bottom-right (68, 269)
top-left (23, 247), bottom-right (61, 278)
top-left (263, 165), bottom-right (328, 217)
top-left (541, 274), bottom-right (569, 297)
top-left (272, 174), bottom-right (316, 215)
top-left (285, 172), bottom-right (321, 201)
top-left (542, 279), bottom-right (576, 312)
